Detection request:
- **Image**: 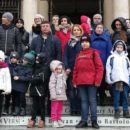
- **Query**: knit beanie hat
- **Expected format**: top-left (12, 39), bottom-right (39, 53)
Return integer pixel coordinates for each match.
top-left (50, 60), bottom-right (63, 72)
top-left (80, 34), bottom-right (91, 43)
top-left (0, 50), bottom-right (5, 61)
top-left (23, 51), bottom-right (36, 65)
top-left (2, 12), bottom-right (14, 21)
top-left (10, 51), bottom-right (19, 59)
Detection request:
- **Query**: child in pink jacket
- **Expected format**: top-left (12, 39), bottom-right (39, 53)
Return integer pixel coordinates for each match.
top-left (49, 60), bottom-right (67, 128)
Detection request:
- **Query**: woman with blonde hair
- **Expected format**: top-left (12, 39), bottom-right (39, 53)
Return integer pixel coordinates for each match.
top-left (64, 24), bottom-right (83, 116)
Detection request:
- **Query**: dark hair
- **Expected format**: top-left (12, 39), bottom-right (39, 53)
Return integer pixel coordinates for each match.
top-left (41, 21), bottom-right (50, 25)
top-left (95, 23), bottom-right (104, 28)
top-left (15, 18), bottom-right (24, 25)
top-left (59, 15), bottom-right (71, 25)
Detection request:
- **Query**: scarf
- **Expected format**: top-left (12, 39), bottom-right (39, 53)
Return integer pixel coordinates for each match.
top-left (0, 61), bottom-right (8, 68)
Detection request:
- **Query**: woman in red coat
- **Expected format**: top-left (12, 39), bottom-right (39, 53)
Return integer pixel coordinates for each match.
top-left (73, 34), bottom-right (104, 129)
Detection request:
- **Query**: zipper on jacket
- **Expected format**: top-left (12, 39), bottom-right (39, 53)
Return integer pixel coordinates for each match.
top-left (5, 30), bottom-right (8, 53)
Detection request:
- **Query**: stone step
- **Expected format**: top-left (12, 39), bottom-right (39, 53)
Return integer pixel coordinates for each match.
top-left (0, 116), bottom-right (130, 126)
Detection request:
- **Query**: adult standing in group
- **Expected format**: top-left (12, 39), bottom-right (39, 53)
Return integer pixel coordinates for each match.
top-left (0, 12), bottom-right (21, 59)
top-left (29, 14), bottom-right (44, 46)
top-left (64, 24), bottom-right (83, 116)
top-left (15, 18), bottom-right (29, 57)
top-left (55, 15), bottom-right (72, 59)
top-left (30, 21), bottom-right (62, 116)
top-left (92, 14), bottom-right (110, 35)
top-left (91, 23), bottom-right (112, 105)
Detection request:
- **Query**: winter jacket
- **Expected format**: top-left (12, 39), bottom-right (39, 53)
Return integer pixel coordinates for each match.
top-left (72, 48), bottom-right (104, 86)
top-left (0, 67), bottom-right (11, 94)
top-left (49, 72), bottom-right (67, 100)
top-left (91, 32), bottom-right (112, 67)
top-left (31, 33), bottom-right (62, 65)
top-left (12, 64), bottom-right (33, 93)
top-left (80, 15), bottom-right (91, 35)
top-left (64, 38), bottom-right (81, 70)
top-left (30, 63), bottom-right (48, 96)
top-left (106, 40), bottom-right (130, 85)
top-left (0, 24), bottom-right (21, 56)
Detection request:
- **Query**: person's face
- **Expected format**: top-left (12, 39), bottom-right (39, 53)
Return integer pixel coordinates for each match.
top-left (61, 18), bottom-right (68, 26)
top-left (93, 16), bottom-right (102, 25)
top-left (2, 17), bottom-right (10, 25)
top-left (34, 17), bottom-right (42, 25)
top-left (23, 59), bottom-right (28, 65)
top-left (81, 41), bottom-right (90, 50)
top-left (41, 23), bottom-right (51, 34)
top-left (73, 26), bottom-right (82, 37)
top-left (16, 22), bottom-right (23, 28)
top-left (95, 25), bottom-right (103, 35)
top-left (115, 45), bottom-right (124, 54)
top-left (10, 58), bottom-right (18, 63)
top-left (115, 21), bottom-right (122, 31)
top-left (52, 16), bottom-right (59, 25)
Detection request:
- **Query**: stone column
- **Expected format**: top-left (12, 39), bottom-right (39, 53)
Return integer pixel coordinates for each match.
top-left (22, 0), bottom-right (38, 31)
top-left (113, 0), bottom-right (129, 18)
top-left (103, 0), bottom-right (113, 32)
top-left (38, 0), bottom-right (49, 21)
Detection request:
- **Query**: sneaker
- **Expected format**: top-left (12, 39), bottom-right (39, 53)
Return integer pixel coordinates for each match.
top-left (123, 111), bottom-right (130, 118)
top-left (92, 121), bottom-right (100, 129)
top-left (2, 108), bottom-right (9, 115)
top-left (38, 120), bottom-right (45, 128)
top-left (58, 120), bottom-right (64, 127)
top-left (20, 108), bottom-right (26, 116)
top-left (13, 107), bottom-right (20, 116)
top-left (114, 110), bottom-right (120, 119)
top-left (75, 121), bottom-right (88, 128)
top-left (52, 121), bottom-right (60, 128)
top-left (27, 119), bottom-right (35, 128)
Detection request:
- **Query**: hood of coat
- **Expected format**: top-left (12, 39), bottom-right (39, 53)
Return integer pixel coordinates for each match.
top-left (111, 40), bottom-right (127, 54)
top-left (111, 17), bottom-right (127, 31)
top-left (80, 15), bottom-right (89, 23)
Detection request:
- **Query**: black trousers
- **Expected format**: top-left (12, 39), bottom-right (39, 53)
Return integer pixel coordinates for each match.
top-left (31, 96), bottom-right (45, 121)
top-left (0, 91), bottom-right (4, 117)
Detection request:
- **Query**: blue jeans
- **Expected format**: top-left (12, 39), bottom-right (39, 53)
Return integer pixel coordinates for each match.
top-left (112, 84), bottom-right (129, 111)
top-left (78, 85), bottom-right (97, 122)
top-left (67, 76), bottom-right (80, 113)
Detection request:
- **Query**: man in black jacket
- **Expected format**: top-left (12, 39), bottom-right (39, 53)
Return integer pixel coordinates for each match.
top-left (0, 12), bottom-right (21, 59)
top-left (31, 21), bottom-right (62, 116)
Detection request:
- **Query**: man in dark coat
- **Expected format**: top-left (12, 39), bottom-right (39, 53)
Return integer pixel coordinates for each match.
top-left (0, 12), bottom-right (21, 58)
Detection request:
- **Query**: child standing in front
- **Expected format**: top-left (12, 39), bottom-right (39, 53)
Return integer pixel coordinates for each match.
top-left (73, 34), bottom-right (103, 129)
top-left (106, 40), bottom-right (130, 119)
top-left (49, 60), bottom-right (67, 128)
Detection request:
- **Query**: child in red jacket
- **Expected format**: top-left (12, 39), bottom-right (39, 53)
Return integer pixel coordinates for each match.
top-left (73, 34), bottom-right (104, 129)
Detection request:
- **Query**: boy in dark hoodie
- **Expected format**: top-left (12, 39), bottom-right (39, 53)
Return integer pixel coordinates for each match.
top-left (27, 53), bottom-right (48, 128)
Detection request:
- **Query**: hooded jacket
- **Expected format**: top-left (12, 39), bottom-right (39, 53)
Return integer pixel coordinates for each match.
top-left (80, 15), bottom-right (91, 35)
top-left (106, 40), bottom-right (130, 85)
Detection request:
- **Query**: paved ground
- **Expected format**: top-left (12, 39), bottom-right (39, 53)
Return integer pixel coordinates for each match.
top-left (0, 126), bottom-right (130, 130)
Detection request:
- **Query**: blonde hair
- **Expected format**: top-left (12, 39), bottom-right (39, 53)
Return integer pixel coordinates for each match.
top-left (71, 24), bottom-right (84, 36)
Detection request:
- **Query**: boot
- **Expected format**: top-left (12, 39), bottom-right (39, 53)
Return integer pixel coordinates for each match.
top-left (38, 119), bottom-right (45, 128)
top-left (27, 119), bottom-right (35, 128)
top-left (123, 111), bottom-right (130, 118)
top-left (114, 110), bottom-right (120, 119)
top-left (75, 121), bottom-right (88, 128)
top-left (20, 108), bottom-right (26, 116)
top-left (2, 107), bottom-right (9, 115)
top-left (92, 121), bottom-right (100, 129)
top-left (13, 107), bottom-right (20, 116)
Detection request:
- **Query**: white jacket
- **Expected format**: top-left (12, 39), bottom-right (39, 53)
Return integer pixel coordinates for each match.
top-left (0, 67), bottom-right (11, 94)
top-left (106, 51), bottom-right (130, 85)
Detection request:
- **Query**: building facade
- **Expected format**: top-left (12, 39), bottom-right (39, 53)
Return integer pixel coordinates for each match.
top-left (0, 0), bottom-right (130, 32)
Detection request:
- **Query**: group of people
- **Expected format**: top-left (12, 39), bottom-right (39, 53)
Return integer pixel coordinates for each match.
top-left (0, 11), bottom-right (130, 129)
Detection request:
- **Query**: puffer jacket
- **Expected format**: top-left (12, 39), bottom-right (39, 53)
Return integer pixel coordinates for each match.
top-left (49, 72), bottom-right (67, 101)
top-left (0, 24), bottom-right (21, 56)
top-left (106, 40), bottom-right (130, 85)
